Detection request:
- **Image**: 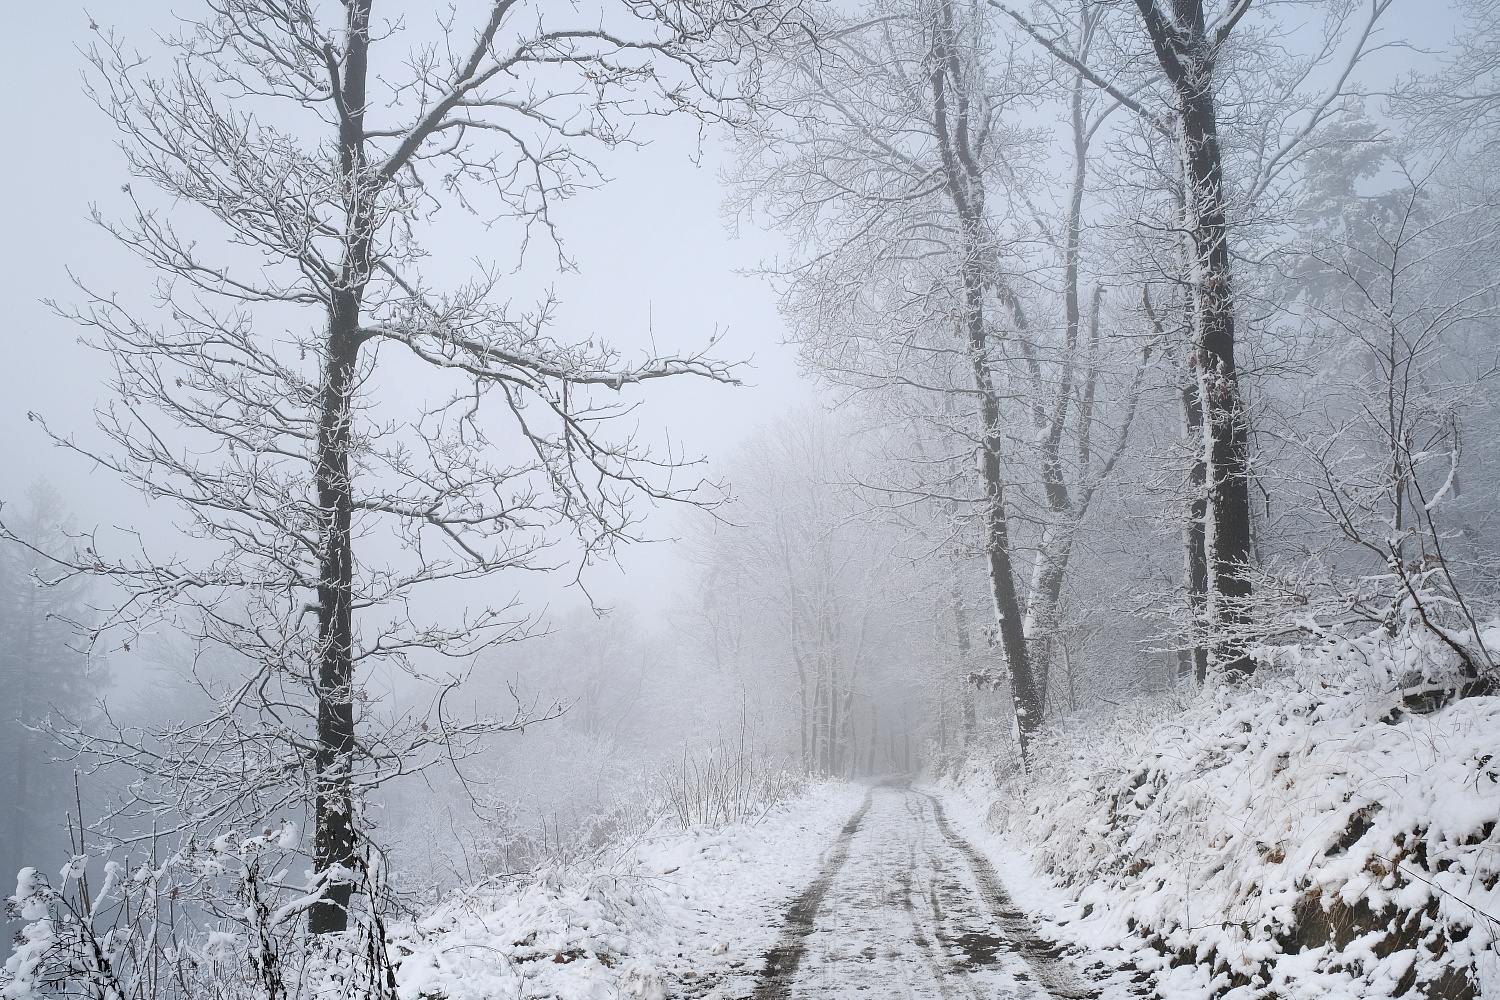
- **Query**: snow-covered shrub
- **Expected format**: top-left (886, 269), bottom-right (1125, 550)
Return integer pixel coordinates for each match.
top-left (655, 739), bottom-right (805, 830)
top-left (470, 791), bottom-right (664, 876)
top-left (2, 825), bottom-right (406, 1000)
top-left (4, 862), bottom-right (126, 999)
top-left (957, 624), bottom-right (1500, 999)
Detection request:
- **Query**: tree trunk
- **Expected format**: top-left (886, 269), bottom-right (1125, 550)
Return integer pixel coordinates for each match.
top-left (1024, 522), bottom-right (1075, 709)
top-left (310, 302), bottom-right (361, 935)
top-left (840, 683), bottom-right (855, 777)
top-left (1022, 75), bottom-right (1089, 706)
top-left (931, 0), bottom-right (1042, 761)
top-left (951, 573), bottom-right (978, 743)
top-left (793, 639), bottom-right (810, 773)
top-left (1182, 368), bottom-right (1210, 684)
top-left (1135, 0), bottom-right (1254, 676)
top-left (310, 0), bottom-right (373, 935)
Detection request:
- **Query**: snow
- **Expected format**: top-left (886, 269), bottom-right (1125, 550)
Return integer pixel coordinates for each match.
top-left (391, 778), bottom-right (1134, 999)
top-left (947, 625), bottom-right (1500, 998)
top-left (387, 781), bottom-right (865, 1000)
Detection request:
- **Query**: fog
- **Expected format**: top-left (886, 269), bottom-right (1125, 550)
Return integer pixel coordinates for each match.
top-left (3, 1), bottom-right (1499, 997)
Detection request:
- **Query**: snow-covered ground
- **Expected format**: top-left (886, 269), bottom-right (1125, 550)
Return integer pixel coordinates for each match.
top-left (389, 628), bottom-right (1500, 1000)
top-left (949, 627), bottom-right (1500, 999)
top-left (390, 779), bottom-right (1125, 1000)
top-left (388, 782), bottom-right (867, 1000)
top-left (747, 781), bottom-right (1105, 999)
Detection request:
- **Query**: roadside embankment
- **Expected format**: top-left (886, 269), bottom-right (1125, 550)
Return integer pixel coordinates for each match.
top-left (949, 628), bottom-right (1500, 999)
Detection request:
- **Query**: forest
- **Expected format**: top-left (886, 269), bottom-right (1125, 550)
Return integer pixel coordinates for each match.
top-left (0, 0), bottom-right (1497, 997)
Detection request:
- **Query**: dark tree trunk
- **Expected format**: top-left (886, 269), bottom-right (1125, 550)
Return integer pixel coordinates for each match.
top-left (1183, 372), bottom-right (1210, 684)
top-left (966, 203), bottom-right (1040, 757)
top-left (1135, 0), bottom-right (1254, 676)
top-left (310, 0), bottom-right (373, 935)
top-left (930, 0), bottom-right (1043, 762)
top-left (310, 303), bottom-right (361, 935)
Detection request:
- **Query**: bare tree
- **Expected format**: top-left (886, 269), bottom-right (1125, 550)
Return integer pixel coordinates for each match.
top-left (997, 0), bottom-right (1393, 678)
top-left (1278, 155), bottom-right (1500, 689)
top-left (683, 412), bottom-right (926, 776)
top-left (732, 0), bottom-right (1155, 758)
top-left (1398, 0), bottom-right (1500, 156)
top-left (2, 0), bottom-right (773, 935)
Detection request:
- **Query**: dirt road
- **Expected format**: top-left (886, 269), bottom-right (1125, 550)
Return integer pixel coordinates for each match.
top-left (738, 782), bottom-right (1099, 1000)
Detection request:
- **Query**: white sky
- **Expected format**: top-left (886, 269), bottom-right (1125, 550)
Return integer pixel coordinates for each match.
top-left (0, 3), bottom-right (816, 628)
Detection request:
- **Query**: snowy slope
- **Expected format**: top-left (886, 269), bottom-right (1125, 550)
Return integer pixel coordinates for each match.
top-left (950, 628), bottom-right (1500, 999)
top-left (388, 781), bottom-right (865, 1000)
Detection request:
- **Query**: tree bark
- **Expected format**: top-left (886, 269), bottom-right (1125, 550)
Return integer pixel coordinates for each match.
top-left (1182, 360), bottom-right (1211, 684)
top-left (1134, 0), bottom-right (1254, 676)
top-left (310, 0), bottom-right (373, 935)
top-left (930, 0), bottom-right (1042, 761)
top-left (951, 572), bottom-right (978, 743)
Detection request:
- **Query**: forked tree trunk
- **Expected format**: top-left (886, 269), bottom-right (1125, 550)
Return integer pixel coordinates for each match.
top-left (1135, 0), bottom-right (1254, 676)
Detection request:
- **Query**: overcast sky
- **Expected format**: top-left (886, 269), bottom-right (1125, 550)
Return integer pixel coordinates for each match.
top-left (0, 3), bottom-right (817, 627)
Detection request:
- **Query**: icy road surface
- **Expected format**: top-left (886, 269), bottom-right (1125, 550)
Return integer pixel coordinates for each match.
top-left (734, 781), bottom-right (1098, 1000)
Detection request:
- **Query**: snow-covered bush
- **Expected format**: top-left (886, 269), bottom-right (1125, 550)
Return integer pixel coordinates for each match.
top-left (655, 739), bottom-right (805, 830)
top-left (4, 862), bottom-right (126, 999)
top-left (2, 825), bottom-right (403, 1000)
top-left (957, 624), bottom-right (1500, 999)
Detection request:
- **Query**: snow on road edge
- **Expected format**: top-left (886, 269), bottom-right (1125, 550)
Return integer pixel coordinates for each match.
top-left (388, 781), bottom-right (865, 1000)
top-left (933, 784), bottom-right (1146, 999)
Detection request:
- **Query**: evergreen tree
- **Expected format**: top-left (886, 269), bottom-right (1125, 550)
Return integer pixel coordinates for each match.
top-left (0, 481), bottom-right (104, 881)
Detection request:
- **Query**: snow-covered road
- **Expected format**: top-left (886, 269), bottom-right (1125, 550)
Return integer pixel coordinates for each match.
top-left (740, 782), bottom-right (1098, 1000)
top-left (393, 781), bottom-right (1124, 1000)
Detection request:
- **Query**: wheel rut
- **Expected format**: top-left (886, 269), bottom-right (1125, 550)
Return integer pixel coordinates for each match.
top-left (743, 783), bottom-right (1099, 1000)
top-left (922, 792), bottom-right (1097, 999)
top-left (750, 788), bottom-right (874, 1000)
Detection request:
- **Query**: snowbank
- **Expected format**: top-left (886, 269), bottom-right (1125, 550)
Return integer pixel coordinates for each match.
top-left (388, 781), bottom-right (864, 1000)
top-left (951, 628), bottom-right (1500, 999)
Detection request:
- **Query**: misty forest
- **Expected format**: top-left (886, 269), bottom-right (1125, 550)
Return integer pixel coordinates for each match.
top-left (2, 0), bottom-right (1499, 997)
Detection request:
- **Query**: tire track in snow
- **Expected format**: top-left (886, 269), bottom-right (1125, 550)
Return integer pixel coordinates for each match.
top-left (750, 787), bottom-right (874, 1000)
top-left (744, 784), bottom-right (1099, 1000)
top-left (900, 797), bottom-right (968, 1000)
top-left (921, 792), bottom-right (1098, 999)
